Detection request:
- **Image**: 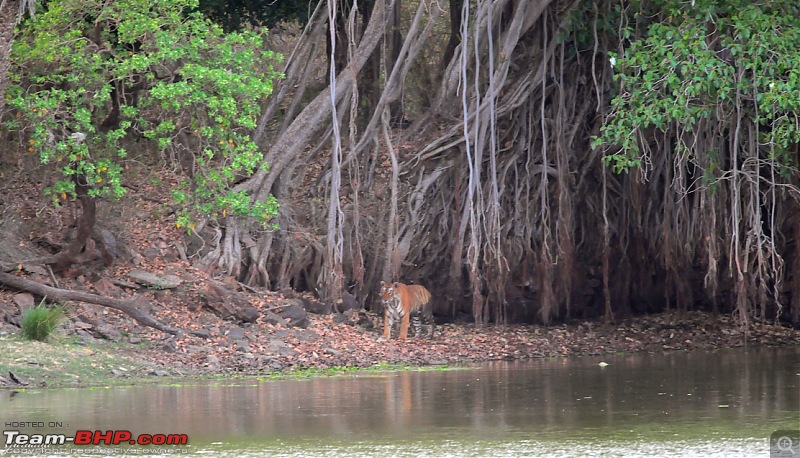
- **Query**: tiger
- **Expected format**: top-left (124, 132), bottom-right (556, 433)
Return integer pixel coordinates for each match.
top-left (380, 281), bottom-right (435, 340)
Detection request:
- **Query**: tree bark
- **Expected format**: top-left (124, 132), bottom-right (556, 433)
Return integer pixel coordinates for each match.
top-left (213, 0), bottom-right (398, 280)
top-left (52, 177), bottom-right (97, 273)
top-left (248, 0), bottom-right (397, 203)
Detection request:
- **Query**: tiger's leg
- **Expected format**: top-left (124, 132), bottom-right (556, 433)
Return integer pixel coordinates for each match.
top-left (423, 303), bottom-right (435, 339)
top-left (384, 308), bottom-right (392, 339)
top-left (416, 314), bottom-right (433, 339)
top-left (399, 312), bottom-right (410, 340)
top-left (411, 311), bottom-right (423, 338)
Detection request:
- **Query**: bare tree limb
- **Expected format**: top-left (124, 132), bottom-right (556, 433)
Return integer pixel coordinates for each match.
top-left (0, 272), bottom-right (182, 335)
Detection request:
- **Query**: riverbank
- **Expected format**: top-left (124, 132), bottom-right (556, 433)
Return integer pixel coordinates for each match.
top-left (1, 308), bottom-right (797, 390)
top-left (2, 164), bottom-right (799, 391)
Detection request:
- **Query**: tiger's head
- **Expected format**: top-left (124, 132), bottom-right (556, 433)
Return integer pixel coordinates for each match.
top-left (379, 281), bottom-right (400, 305)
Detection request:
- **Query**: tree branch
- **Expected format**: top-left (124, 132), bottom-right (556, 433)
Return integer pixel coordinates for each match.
top-left (0, 272), bottom-right (182, 335)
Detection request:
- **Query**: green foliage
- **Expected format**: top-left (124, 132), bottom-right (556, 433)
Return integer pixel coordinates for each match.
top-left (9, 0), bottom-right (283, 230)
top-left (20, 303), bottom-right (63, 342)
top-left (592, 0), bottom-right (800, 173)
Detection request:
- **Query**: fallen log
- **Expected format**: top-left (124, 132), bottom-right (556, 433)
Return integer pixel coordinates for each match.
top-left (0, 272), bottom-right (182, 335)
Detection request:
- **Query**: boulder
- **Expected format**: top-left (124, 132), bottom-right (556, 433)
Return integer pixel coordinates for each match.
top-left (227, 327), bottom-right (246, 340)
top-left (277, 302), bottom-right (308, 328)
top-left (203, 281), bottom-right (261, 323)
top-left (128, 269), bottom-right (183, 289)
top-left (93, 278), bottom-right (124, 298)
top-left (262, 310), bottom-right (290, 328)
top-left (300, 297), bottom-right (331, 315)
top-left (12, 293), bottom-right (35, 313)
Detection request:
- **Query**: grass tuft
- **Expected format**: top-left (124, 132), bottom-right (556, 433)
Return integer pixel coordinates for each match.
top-left (19, 303), bottom-right (63, 342)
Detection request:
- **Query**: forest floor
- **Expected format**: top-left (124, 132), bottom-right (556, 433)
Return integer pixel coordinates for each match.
top-left (1, 300), bottom-right (798, 389)
top-left (1, 168), bottom-right (799, 389)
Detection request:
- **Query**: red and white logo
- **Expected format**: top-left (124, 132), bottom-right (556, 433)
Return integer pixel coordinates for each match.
top-left (3, 429), bottom-right (188, 447)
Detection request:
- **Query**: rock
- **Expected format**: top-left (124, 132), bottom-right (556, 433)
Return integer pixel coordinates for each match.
top-left (0, 301), bottom-right (14, 324)
top-left (131, 296), bottom-right (154, 315)
top-left (228, 327), bottom-right (246, 340)
top-left (333, 309), bottom-right (361, 325)
top-left (142, 248), bottom-right (161, 260)
top-left (295, 329), bottom-right (319, 342)
top-left (93, 278), bottom-right (123, 298)
top-left (262, 310), bottom-right (290, 328)
top-left (73, 321), bottom-right (93, 330)
top-left (278, 302), bottom-right (308, 328)
top-left (266, 338), bottom-right (291, 355)
top-left (4, 315), bottom-right (18, 327)
top-left (190, 328), bottom-right (212, 339)
top-left (158, 341), bottom-right (178, 353)
top-left (236, 342), bottom-right (252, 353)
top-left (206, 355), bottom-right (220, 366)
top-left (22, 265), bottom-right (48, 277)
top-left (129, 248), bottom-right (145, 266)
top-left (198, 312), bottom-right (219, 326)
top-left (12, 293), bottom-right (35, 312)
top-left (74, 332), bottom-right (95, 345)
top-left (128, 269), bottom-right (183, 289)
top-left (150, 369), bottom-right (169, 377)
top-left (97, 228), bottom-right (119, 259)
top-left (153, 289), bottom-right (173, 302)
top-left (181, 345), bottom-right (204, 355)
top-left (354, 311), bottom-right (373, 328)
top-left (300, 297), bottom-right (331, 315)
top-left (268, 337), bottom-right (289, 347)
top-left (258, 357), bottom-right (284, 371)
top-left (128, 337), bottom-right (142, 344)
top-left (334, 291), bottom-right (359, 313)
top-left (239, 305), bottom-right (260, 323)
top-left (203, 281), bottom-right (261, 323)
top-left (94, 325), bottom-right (122, 342)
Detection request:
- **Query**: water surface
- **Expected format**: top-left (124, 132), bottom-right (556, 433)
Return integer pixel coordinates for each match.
top-left (1, 347), bottom-right (798, 456)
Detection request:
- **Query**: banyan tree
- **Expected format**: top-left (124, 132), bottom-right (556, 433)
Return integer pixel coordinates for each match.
top-left (165, 0), bottom-right (800, 326)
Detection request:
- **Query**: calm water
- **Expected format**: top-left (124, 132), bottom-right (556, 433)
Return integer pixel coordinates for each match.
top-left (1, 347), bottom-right (798, 457)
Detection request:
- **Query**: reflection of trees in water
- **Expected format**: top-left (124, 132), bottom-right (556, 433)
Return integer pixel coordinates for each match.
top-left (4, 349), bottom-right (797, 440)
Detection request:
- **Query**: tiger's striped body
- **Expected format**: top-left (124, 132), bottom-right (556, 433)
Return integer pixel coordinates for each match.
top-left (380, 281), bottom-right (435, 340)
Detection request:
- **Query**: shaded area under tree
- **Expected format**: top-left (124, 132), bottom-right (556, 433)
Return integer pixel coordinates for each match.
top-left (3, 0), bottom-right (800, 330)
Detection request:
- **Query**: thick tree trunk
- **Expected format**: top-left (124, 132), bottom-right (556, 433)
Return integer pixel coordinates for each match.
top-left (51, 177), bottom-right (97, 273)
top-left (202, 0), bottom-right (795, 327)
top-left (250, 0), bottom-right (397, 202)
top-left (214, 0), bottom-right (398, 281)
